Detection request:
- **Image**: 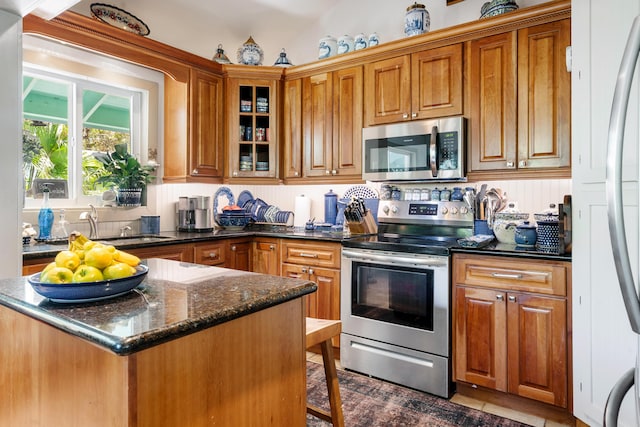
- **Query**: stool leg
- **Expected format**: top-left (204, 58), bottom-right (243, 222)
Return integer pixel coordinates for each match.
top-left (320, 339), bottom-right (344, 427)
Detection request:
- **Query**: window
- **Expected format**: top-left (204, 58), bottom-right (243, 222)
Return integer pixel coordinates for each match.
top-left (22, 34), bottom-right (162, 210)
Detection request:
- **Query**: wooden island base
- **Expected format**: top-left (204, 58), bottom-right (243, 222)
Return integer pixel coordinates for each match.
top-left (0, 298), bottom-right (306, 426)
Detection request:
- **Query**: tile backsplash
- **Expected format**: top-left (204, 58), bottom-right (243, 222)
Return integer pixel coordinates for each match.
top-left (22, 179), bottom-right (572, 237)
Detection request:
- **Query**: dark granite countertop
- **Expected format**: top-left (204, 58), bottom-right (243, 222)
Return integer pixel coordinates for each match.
top-left (23, 226), bottom-right (571, 262)
top-left (2, 258), bottom-right (316, 355)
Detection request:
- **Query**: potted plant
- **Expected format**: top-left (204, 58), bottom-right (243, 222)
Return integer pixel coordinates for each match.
top-left (94, 143), bottom-right (155, 207)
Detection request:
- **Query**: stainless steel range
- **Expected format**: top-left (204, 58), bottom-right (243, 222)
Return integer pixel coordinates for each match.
top-left (340, 198), bottom-right (473, 398)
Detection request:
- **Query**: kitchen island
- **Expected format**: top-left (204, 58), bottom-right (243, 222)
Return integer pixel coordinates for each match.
top-left (0, 258), bottom-right (316, 426)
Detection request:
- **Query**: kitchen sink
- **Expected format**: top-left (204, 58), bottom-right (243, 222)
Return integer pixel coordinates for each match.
top-left (97, 235), bottom-right (173, 245)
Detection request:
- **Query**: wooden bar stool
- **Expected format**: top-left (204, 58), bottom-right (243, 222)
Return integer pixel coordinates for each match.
top-left (306, 317), bottom-right (345, 427)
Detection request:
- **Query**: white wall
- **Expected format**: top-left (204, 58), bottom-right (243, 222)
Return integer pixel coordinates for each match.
top-left (0, 10), bottom-right (24, 278)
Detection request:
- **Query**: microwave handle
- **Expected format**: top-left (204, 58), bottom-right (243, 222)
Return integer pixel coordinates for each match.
top-left (430, 125), bottom-right (438, 177)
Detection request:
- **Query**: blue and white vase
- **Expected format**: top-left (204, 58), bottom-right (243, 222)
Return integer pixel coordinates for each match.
top-left (237, 36), bottom-right (263, 65)
top-left (405, 2), bottom-right (429, 37)
top-left (337, 35), bottom-right (354, 54)
top-left (368, 33), bottom-right (380, 47)
top-left (318, 35), bottom-right (337, 59)
top-left (354, 33), bottom-right (368, 50)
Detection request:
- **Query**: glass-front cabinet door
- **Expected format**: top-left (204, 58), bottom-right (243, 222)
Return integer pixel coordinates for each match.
top-left (224, 67), bottom-right (281, 182)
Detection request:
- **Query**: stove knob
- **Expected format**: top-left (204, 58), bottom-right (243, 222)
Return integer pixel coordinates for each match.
top-left (382, 205), bottom-right (390, 214)
top-left (460, 206), bottom-right (469, 215)
top-left (451, 207), bottom-right (459, 214)
top-left (391, 205), bottom-right (399, 214)
top-left (440, 206), bottom-right (448, 215)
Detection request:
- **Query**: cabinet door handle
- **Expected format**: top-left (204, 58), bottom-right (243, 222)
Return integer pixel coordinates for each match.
top-left (230, 245), bottom-right (236, 251)
top-left (192, 168), bottom-right (199, 174)
top-left (496, 295), bottom-right (504, 301)
top-left (506, 161), bottom-right (515, 168)
top-left (519, 160), bottom-right (527, 167)
top-left (301, 267), bottom-right (307, 273)
top-left (411, 112), bottom-right (417, 118)
top-left (508, 295), bottom-right (517, 302)
top-left (331, 170), bottom-right (337, 175)
top-left (269, 245), bottom-right (275, 250)
top-left (298, 252), bottom-right (319, 258)
top-left (325, 170), bottom-right (331, 175)
top-left (308, 268), bottom-right (314, 275)
top-left (491, 272), bottom-right (523, 280)
top-left (294, 171), bottom-right (299, 176)
top-left (403, 113), bottom-right (409, 119)
top-left (208, 252), bottom-right (218, 259)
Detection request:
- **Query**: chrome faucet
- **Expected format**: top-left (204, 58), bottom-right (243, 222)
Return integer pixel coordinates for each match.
top-left (79, 204), bottom-right (99, 239)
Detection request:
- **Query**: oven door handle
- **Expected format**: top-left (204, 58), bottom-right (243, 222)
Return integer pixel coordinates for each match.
top-left (342, 249), bottom-right (447, 268)
top-left (430, 125), bottom-right (439, 177)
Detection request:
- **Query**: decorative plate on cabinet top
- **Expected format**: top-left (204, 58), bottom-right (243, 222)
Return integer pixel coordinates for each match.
top-left (90, 3), bottom-right (150, 36)
top-left (237, 36), bottom-right (264, 66)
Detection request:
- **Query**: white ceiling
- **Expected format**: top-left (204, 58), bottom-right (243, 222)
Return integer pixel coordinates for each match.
top-left (67, 0), bottom-right (344, 64)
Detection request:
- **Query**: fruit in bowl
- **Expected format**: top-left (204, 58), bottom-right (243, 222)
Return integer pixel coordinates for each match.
top-left (37, 231), bottom-right (142, 284)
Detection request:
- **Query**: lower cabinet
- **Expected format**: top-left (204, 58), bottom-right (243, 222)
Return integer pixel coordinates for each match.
top-left (281, 240), bottom-right (341, 346)
top-left (225, 238), bottom-right (252, 271)
top-left (127, 244), bottom-right (194, 263)
top-left (252, 237), bottom-right (280, 275)
top-left (452, 253), bottom-right (571, 408)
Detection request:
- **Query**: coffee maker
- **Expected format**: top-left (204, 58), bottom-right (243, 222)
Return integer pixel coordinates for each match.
top-left (176, 196), bottom-right (213, 232)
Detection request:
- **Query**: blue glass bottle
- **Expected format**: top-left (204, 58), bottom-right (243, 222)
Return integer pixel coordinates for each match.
top-left (38, 187), bottom-right (54, 240)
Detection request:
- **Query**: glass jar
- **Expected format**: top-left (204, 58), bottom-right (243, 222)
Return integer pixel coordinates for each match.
top-left (440, 188), bottom-right (451, 201)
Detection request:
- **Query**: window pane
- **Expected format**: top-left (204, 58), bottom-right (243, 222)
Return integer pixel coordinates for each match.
top-left (22, 75), bottom-right (70, 199)
top-left (82, 89), bottom-right (131, 196)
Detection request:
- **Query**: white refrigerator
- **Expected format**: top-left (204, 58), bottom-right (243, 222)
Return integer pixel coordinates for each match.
top-left (605, 14), bottom-right (640, 427)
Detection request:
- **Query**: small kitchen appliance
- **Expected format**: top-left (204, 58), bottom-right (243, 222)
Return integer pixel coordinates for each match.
top-left (341, 195), bottom-right (473, 398)
top-left (362, 116), bottom-right (466, 182)
top-left (176, 196), bottom-right (213, 232)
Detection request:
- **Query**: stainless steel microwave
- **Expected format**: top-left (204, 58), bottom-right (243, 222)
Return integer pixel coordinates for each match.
top-left (362, 116), bottom-right (465, 182)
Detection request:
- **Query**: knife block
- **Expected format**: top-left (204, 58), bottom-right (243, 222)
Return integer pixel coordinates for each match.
top-left (346, 210), bottom-right (378, 235)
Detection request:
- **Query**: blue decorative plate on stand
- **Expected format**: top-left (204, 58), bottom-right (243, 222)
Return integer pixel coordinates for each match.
top-left (213, 186), bottom-right (235, 213)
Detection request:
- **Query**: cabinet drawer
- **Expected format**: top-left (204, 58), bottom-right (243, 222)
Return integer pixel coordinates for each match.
top-left (282, 241), bottom-right (341, 268)
top-left (453, 254), bottom-right (568, 296)
top-left (194, 242), bottom-right (226, 266)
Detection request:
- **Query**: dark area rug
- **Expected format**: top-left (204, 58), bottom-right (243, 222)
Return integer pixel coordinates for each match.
top-left (306, 361), bottom-right (532, 427)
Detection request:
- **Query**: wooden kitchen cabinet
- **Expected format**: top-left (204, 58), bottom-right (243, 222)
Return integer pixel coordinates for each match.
top-left (193, 241), bottom-right (226, 266)
top-left (225, 238), bottom-right (252, 271)
top-left (252, 237), bottom-right (280, 276)
top-left (163, 68), bottom-right (224, 183)
top-left (452, 253), bottom-right (570, 408)
top-left (281, 240), bottom-right (341, 346)
top-left (467, 19), bottom-right (571, 178)
top-left (300, 66), bottom-right (363, 182)
top-left (282, 79), bottom-right (303, 181)
top-left (224, 66), bottom-right (282, 182)
top-left (364, 43), bottom-right (463, 126)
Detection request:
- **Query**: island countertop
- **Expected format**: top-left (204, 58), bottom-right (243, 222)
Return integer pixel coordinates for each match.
top-left (0, 258), bottom-right (317, 355)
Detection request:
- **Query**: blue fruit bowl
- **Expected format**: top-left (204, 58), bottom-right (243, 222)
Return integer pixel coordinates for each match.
top-left (215, 211), bottom-right (252, 230)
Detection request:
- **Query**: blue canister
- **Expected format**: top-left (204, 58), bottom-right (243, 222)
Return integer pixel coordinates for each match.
top-left (515, 221), bottom-right (537, 247)
top-left (451, 187), bottom-right (464, 201)
top-left (324, 189), bottom-right (338, 225)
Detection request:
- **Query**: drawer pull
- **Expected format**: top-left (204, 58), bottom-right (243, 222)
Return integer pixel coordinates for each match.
top-left (308, 268), bottom-right (314, 275)
top-left (208, 252), bottom-right (218, 259)
top-left (298, 252), bottom-right (319, 258)
top-left (230, 245), bottom-right (236, 251)
top-left (508, 295), bottom-right (517, 302)
top-left (491, 273), bottom-right (523, 280)
top-left (269, 245), bottom-right (275, 250)
top-left (496, 295), bottom-right (504, 301)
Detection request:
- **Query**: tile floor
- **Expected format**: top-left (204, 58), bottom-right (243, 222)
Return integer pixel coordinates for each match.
top-left (307, 352), bottom-right (574, 427)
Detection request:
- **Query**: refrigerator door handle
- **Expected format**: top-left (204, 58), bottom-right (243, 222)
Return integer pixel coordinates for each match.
top-left (603, 368), bottom-right (635, 427)
top-left (606, 14), bottom-right (640, 333)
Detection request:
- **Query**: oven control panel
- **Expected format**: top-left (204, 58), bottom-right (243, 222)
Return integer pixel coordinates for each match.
top-left (378, 200), bottom-right (473, 225)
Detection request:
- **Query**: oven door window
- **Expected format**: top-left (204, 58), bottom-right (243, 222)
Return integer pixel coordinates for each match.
top-left (351, 261), bottom-right (434, 331)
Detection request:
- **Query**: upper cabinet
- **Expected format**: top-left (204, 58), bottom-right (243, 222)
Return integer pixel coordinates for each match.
top-left (223, 66), bottom-right (282, 183)
top-left (283, 65), bottom-right (363, 183)
top-left (363, 43), bottom-right (463, 126)
top-left (466, 19), bottom-right (571, 179)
